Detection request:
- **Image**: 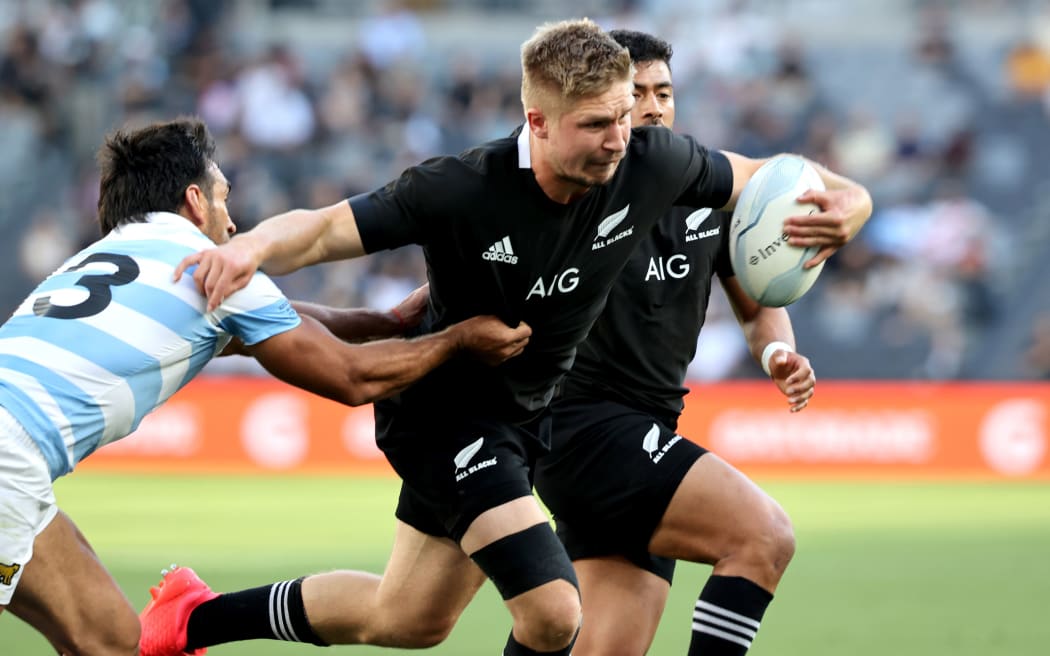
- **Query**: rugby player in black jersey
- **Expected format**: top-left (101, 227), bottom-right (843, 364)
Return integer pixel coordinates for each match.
top-left (531, 30), bottom-right (871, 656)
top-left (141, 19), bottom-right (872, 656)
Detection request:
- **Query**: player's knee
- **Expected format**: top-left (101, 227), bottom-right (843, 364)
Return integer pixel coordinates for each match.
top-left (765, 500), bottom-right (796, 574)
top-left (744, 499), bottom-right (795, 580)
top-left (510, 581), bottom-right (581, 651)
top-left (470, 522), bottom-right (581, 651)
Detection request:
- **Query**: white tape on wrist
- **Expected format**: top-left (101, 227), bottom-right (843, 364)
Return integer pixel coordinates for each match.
top-left (761, 341), bottom-right (794, 376)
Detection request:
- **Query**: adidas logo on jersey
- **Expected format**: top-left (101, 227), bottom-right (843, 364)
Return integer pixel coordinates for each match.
top-left (482, 236), bottom-right (518, 264)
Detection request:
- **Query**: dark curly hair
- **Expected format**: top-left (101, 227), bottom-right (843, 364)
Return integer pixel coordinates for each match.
top-left (608, 29), bottom-right (673, 68)
top-left (96, 116), bottom-right (216, 235)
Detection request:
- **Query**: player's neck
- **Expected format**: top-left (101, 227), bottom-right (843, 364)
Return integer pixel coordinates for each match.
top-left (530, 147), bottom-right (591, 205)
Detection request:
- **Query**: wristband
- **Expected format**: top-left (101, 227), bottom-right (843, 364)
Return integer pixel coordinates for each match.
top-left (761, 341), bottom-right (794, 376)
top-left (390, 308), bottom-right (407, 330)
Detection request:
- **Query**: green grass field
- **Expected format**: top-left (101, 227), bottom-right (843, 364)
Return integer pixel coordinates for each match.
top-left (6, 474), bottom-right (1050, 655)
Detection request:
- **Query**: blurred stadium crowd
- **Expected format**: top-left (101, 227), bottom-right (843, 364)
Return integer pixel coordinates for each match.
top-left (1, 0), bottom-right (1048, 380)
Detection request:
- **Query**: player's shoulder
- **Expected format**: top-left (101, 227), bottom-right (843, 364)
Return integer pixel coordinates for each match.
top-left (629, 125), bottom-right (687, 151)
top-left (409, 136), bottom-right (517, 194)
top-left (457, 135), bottom-right (518, 176)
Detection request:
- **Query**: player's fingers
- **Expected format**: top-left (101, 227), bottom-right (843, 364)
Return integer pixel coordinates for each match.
top-left (795, 189), bottom-right (827, 207)
top-left (802, 246), bottom-right (834, 269)
top-left (173, 253), bottom-right (203, 282)
top-left (203, 270), bottom-right (228, 312)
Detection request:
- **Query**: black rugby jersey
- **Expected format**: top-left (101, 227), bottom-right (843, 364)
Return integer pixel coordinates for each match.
top-left (560, 206), bottom-right (735, 425)
top-left (350, 126), bottom-right (732, 427)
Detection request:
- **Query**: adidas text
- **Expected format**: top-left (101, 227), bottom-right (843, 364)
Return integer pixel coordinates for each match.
top-left (483, 251), bottom-right (518, 264)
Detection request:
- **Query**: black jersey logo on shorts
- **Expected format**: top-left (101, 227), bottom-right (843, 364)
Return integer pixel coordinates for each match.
top-left (454, 437), bottom-right (498, 482)
top-left (641, 423), bottom-right (683, 463)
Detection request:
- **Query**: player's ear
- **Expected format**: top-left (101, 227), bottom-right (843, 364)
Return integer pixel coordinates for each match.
top-left (181, 184), bottom-right (207, 228)
top-left (526, 108), bottom-right (549, 139)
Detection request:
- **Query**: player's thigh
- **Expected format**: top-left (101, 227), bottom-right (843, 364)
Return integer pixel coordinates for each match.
top-left (572, 556), bottom-right (670, 656)
top-left (10, 510), bottom-right (139, 654)
top-left (378, 519), bottom-right (486, 613)
top-left (304, 520), bottom-right (487, 647)
top-left (649, 452), bottom-right (792, 564)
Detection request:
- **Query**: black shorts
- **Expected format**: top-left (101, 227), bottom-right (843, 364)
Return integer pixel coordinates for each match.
top-left (377, 408), bottom-right (551, 544)
top-left (534, 395), bottom-right (708, 584)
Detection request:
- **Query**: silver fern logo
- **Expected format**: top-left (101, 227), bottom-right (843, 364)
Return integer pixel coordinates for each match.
top-left (641, 423), bottom-right (661, 458)
top-left (593, 205), bottom-right (633, 250)
top-left (454, 438), bottom-right (484, 469)
top-left (684, 208), bottom-right (714, 232)
top-left (641, 423), bottom-right (683, 463)
top-left (454, 437), bottom-right (498, 482)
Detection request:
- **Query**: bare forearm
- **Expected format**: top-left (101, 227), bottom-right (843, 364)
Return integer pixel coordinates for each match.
top-left (251, 316), bottom-right (463, 407)
top-left (741, 307), bottom-right (795, 365)
top-left (292, 301), bottom-right (403, 342)
top-left (339, 328), bottom-right (464, 404)
top-left (246, 201), bottom-right (364, 275)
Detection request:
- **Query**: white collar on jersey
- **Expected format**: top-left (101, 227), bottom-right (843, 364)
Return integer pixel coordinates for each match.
top-left (109, 211), bottom-right (204, 239)
top-left (143, 211), bottom-right (195, 228)
top-left (517, 127), bottom-right (531, 169)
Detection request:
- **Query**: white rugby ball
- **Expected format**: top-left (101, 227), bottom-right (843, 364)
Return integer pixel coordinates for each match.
top-left (729, 155), bottom-right (826, 307)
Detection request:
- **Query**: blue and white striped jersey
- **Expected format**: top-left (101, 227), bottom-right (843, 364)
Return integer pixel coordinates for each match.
top-left (0, 212), bottom-right (301, 479)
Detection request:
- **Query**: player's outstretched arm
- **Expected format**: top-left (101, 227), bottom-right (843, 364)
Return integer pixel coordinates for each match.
top-left (292, 284), bottom-right (430, 343)
top-left (247, 315), bottom-right (531, 407)
top-left (722, 275), bottom-right (815, 412)
top-left (174, 200), bottom-right (365, 311)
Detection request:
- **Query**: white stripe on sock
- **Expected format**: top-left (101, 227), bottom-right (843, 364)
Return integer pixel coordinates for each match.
top-left (280, 580), bottom-right (301, 642)
top-left (691, 621), bottom-right (754, 649)
top-left (269, 581), bottom-right (300, 641)
top-left (695, 599), bottom-right (762, 630)
top-left (693, 610), bottom-right (758, 639)
top-left (268, 582), bottom-right (290, 641)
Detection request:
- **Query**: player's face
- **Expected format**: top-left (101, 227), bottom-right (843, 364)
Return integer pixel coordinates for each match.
top-left (549, 79), bottom-right (634, 188)
top-left (202, 163), bottom-right (236, 245)
top-left (631, 60), bottom-right (675, 129)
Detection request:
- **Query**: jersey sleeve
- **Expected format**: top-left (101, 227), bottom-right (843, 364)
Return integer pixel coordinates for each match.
top-left (659, 131), bottom-right (734, 210)
top-left (348, 156), bottom-right (452, 253)
top-left (216, 272), bottom-right (301, 346)
top-left (713, 211), bottom-right (736, 280)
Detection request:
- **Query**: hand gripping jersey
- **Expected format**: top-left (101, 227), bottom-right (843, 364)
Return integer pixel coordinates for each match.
top-left (350, 126), bottom-right (733, 431)
top-left (0, 213), bottom-right (300, 479)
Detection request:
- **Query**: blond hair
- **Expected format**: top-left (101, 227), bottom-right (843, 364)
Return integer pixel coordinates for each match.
top-left (520, 18), bottom-right (633, 117)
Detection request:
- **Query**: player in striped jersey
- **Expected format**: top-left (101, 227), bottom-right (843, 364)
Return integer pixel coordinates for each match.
top-left (0, 117), bottom-right (531, 655)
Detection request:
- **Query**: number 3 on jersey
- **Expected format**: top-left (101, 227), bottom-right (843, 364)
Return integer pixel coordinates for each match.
top-left (32, 252), bottom-right (140, 320)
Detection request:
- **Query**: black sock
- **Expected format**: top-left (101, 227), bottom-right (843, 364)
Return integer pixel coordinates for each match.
top-left (186, 578), bottom-right (327, 649)
top-left (503, 629), bottom-right (578, 655)
top-left (688, 575), bottom-right (773, 655)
